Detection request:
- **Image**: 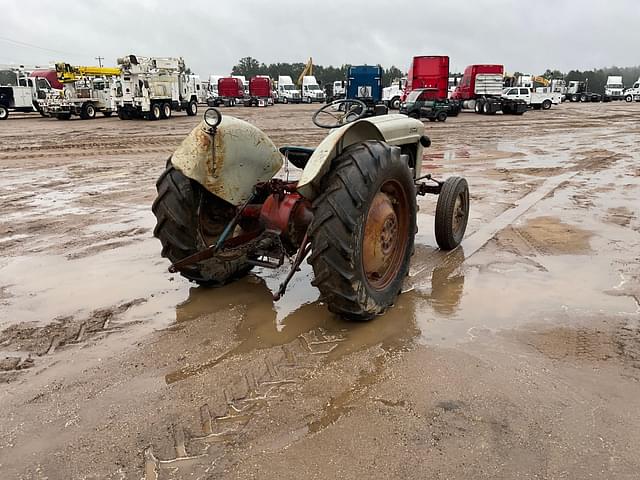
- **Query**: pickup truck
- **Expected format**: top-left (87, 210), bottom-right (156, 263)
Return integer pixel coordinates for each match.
top-left (502, 87), bottom-right (562, 110)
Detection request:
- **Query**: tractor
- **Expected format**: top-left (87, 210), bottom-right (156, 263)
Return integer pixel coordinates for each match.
top-left (152, 99), bottom-right (470, 320)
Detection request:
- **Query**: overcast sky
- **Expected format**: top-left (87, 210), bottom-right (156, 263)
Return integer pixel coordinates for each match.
top-left (2, 0), bottom-right (638, 78)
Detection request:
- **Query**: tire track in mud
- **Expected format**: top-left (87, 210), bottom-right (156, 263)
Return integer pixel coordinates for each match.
top-left (0, 299), bottom-right (146, 383)
top-left (143, 328), bottom-right (347, 480)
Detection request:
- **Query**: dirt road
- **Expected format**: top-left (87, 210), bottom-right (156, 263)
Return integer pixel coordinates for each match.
top-left (1, 103), bottom-right (639, 479)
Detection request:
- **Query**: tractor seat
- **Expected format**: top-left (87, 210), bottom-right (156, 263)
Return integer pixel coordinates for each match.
top-left (279, 146), bottom-right (315, 169)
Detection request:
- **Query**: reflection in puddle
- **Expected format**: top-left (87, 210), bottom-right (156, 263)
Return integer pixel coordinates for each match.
top-left (166, 269), bottom-right (423, 384)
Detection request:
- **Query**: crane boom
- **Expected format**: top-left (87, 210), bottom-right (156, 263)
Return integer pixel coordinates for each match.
top-left (55, 62), bottom-right (121, 83)
top-left (296, 57), bottom-right (313, 86)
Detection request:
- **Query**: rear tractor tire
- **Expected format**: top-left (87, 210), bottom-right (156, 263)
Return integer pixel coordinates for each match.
top-left (434, 176), bottom-right (469, 250)
top-left (308, 140), bottom-right (417, 320)
top-left (152, 162), bottom-right (253, 286)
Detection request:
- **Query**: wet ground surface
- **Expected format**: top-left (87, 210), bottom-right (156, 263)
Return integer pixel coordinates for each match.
top-left (1, 102), bottom-right (639, 479)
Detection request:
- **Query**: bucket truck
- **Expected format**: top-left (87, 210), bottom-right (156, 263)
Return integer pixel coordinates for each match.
top-left (45, 63), bottom-right (121, 120)
top-left (114, 55), bottom-right (199, 120)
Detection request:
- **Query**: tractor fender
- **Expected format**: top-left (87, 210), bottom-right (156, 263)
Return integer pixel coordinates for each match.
top-left (170, 116), bottom-right (282, 206)
top-left (297, 114), bottom-right (425, 200)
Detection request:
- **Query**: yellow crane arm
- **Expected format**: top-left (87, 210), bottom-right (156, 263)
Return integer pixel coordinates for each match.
top-left (55, 62), bottom-right (121, 82)
top-left (296, 57), bottom-right (313, 86)
top-left (533, 75), bottom-right (550, 87)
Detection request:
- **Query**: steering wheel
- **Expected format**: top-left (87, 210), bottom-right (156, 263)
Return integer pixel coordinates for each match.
top-left (312, 99), bottom-right (367, 129)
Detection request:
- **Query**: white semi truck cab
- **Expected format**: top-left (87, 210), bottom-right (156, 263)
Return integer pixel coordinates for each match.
top-left (624, 79), bottom-right (640, 102)
top-left (301, 75), bottom-right (325, 103)
top-left (605, 76), bottom-right (624, 101)
top-left (382, 78), bottom-right (406, 109)
top-left (277, 75), bottom-right (301, 103)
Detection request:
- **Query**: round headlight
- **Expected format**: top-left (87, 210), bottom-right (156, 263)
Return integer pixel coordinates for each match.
top-left (203, 107), bottom-right (222, 128)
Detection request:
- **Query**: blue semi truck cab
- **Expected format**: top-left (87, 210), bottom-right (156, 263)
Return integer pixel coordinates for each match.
top-left (346, 65), bottom-right (388, 116)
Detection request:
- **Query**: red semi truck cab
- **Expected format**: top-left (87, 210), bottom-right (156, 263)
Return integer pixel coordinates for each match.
top-left (218, 77), bottom-right (244, 99)
top-left (249, 76), bottom-right (271, 98)
top-left (245, 76), bottom-right (274, 107)
top-left (401, 56), bottom-right (449, 102)
top-left (451, 64), bottom-right (504, 101)
top-left (450, 64), bottom-right (527, 115)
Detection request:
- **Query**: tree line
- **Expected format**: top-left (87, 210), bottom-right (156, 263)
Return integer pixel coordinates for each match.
top-left (230, 57), bottom-right (403, 86)
top-left (231, 57), bottom-right (640, 93)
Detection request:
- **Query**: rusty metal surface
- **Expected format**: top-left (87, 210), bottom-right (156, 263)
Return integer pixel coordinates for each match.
top-left (171, 117), bottom-right (283, 206)
top-left (362, 180), bottom-right (411, 290)
top-left (363, 192), bottom-right (397, 279)
top-left (297, 114), bottom-right (425, 200)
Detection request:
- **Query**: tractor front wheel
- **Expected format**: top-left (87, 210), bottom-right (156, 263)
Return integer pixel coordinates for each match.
top-left (152, 161), bottom-right (253, 285)
top-left (308, 141), bottom-right (416, 320)
top-left (434, 176), bottom-right (469, 250)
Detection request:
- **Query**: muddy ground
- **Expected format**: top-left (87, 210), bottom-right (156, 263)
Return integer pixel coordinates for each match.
top-left (0, 102), bottom-right (639, 479)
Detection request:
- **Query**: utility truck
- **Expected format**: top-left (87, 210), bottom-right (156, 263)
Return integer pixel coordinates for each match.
top-left (604, 76), bottom-right (624, 101)
top-left (114, 55), bottom-right (199, 120)
top-left (624, 78), bottom-right (640, 102)
top-left (45, 63), bottom-right (121, 120)
top-left (301, 75), bottom-right (325, 103)
top-left (451, 64), bottom-right (527, 115)
top-left (382, 78), bottom-right (406, 109)
top-left (0, 67), bottom-right (56, 119)
top-left (244, 76), bottom-right (273, 107)
top-left (501, 86), bottom-right (562, 110)
top-left (276, 75), bottom-right (301, 103)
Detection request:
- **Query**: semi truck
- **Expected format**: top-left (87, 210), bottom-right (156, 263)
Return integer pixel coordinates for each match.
top-left (450, 64), bottom-right (527, 115)
top-left (382, 78), bottom-right (406, 109)
top-left (114, 55), bottom-right (199, 120)
top-left (244, 76), bottom-right (273, 107)
top-left (402, 56), bottom-right (450, 102)
top-left (276, 75), bottom-right (301, 103)
top-left (45, 63), bottom-right (121, 120)
top-left (501, 86), bottom-right (562, 110)
top-left (624, 78), bottom-right (640, 102)
top-left (0, 67), bottom-right (56, 119)
top-left (346, 65), bottom-right (382, 103)
top-left (604, 76), bottom-right (624, 101)
top-left (301, 75), bottom-right (325, 103)
top-left (566, 81), bottom-right (601, 102)
top-left (344, 65), bottom-right (387, 116)
top-left (212, 77), bottom-right (245, 106)
top-left (206, 75), bottom-right (223, 105)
